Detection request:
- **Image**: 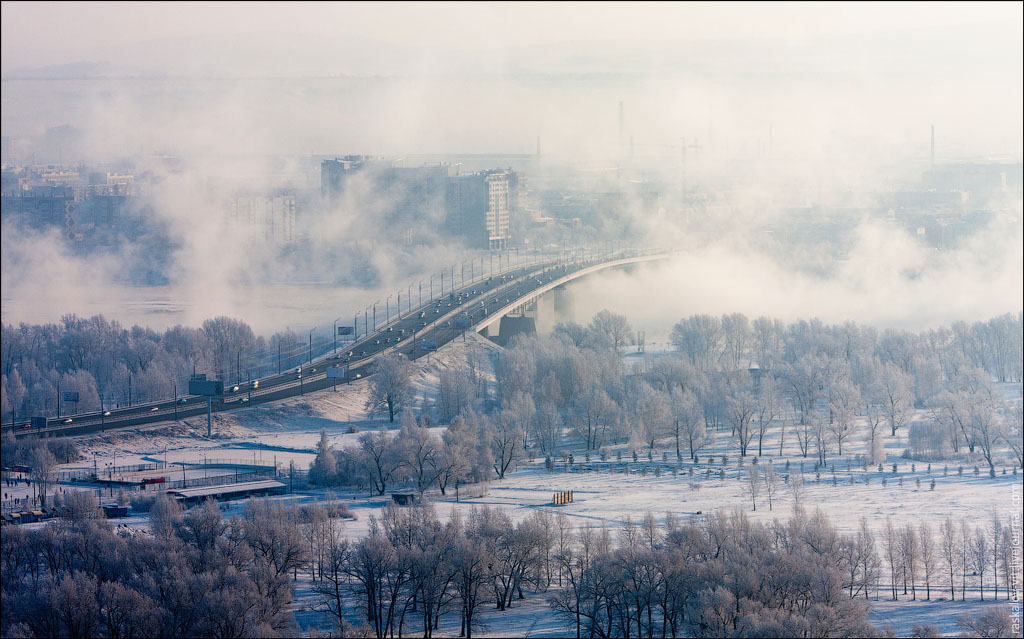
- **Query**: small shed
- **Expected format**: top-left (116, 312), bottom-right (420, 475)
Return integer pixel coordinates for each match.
top-left (391, 492), bottom-right (421, 506)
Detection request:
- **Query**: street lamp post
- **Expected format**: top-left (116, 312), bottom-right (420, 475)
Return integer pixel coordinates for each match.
top-left (407, 284), bottom-right (412, 314)
top-left (429, 274), bottom-right (434, 301)
top-left (308, 327), bottom-right (316, 364)
top-left (386, 295), bottom-right (392, 324)
top-left (418, 281), bottom-right (423, 307)
top-left (354, 311), bottom-right (360, 341)
top-left (364, 305), bottom-right (371, 336)
top-left (373, 300), bottom-right (380, 332)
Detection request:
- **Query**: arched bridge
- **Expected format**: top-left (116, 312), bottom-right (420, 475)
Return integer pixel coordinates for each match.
top-left (5, 247), bottom-right (675, 438)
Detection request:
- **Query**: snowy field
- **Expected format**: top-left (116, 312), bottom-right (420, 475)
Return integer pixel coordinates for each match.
top-left (54, 331), bottom-right (1023, 637)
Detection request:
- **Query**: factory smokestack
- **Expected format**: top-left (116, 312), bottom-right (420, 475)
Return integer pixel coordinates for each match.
top-left (930, 125), bottom-right (935, 166)
top-left (619, 101), bottom-right (624, 149)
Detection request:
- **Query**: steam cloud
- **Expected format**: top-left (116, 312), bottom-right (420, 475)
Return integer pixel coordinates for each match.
top-left (1, 8), bottom-right (1021, 336)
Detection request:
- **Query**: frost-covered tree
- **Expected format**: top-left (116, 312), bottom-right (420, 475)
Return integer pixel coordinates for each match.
top-left (310, 429), bottom-right (338, 486)
top-left (880, 362), bottom-right (914, 437)
top-left (368, 352), bottom-right (414, 423)
top-left (355, 428), bottom-right (404, 495)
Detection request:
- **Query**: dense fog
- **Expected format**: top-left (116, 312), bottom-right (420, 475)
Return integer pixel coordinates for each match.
top-left (2, 4), bottom-right (1021, 336)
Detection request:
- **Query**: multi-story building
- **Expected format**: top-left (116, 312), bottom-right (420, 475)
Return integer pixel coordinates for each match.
top-left (321, 157), bottom-right (521, 249)
top-left (445, 169), bottom-right (519, 249)
top-left (229, 195), bottom-right (297, 245)
top-left (1, 185), bottom-right (75, 229)
top-left (485, 172), bottom-right (511, 249)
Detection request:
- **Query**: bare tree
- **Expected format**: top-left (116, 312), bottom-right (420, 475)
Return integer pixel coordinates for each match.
top-left (880, 363), bottom-right (914, 437)
top-left (397, 410), bottom-right (441, 493)
top-left (313, 523), bottom-right (351, 633)
top-left (900, 523), bottom-right (920, 599)
top-left (671, 387), bottom-right (706, 460)
top-left (989, 511), bottom-right (1002, 600)
top-left (956, 608), bottom-right (1014, 639)
top-left (434, 416), bottom-right (473, 498)
top-left (971, 527), bottom-right (989, 600)
top-left (827, 379), bottom-right (860, 456)
top-left (746, 463), bottom-right (761, 512)
top-left (754, 375), bottom-right (779, 456)
top-left (356, 428), bottom-right (404, 496)
top-left (489, 412), bottom-right (524, 479)
top-left (883, 518), bottom-right (903, 600)
top-left (725, 378), bottom-right (757, 457)
top-left (1003, 401), bottom-right (1023, 467)
top-left (369, 352), bottom-right (414, 423)
top-left (789, 470), bottom-right (806, 508)
top-left (29, 445), bottom-right (57, 508)
top-left (918, 522), bottom-right (936, 601)
top-left (865, 399), bottom-right (888, 463)
top-left (669, 314), bottom-right (723, 371)
top-left (588, 310), bottom-right (632, 352)
top-left (762, 462), bottom-right (779, 511)
top-left (968, 392), bottom-right (1000, 477)
top-left (940, 517), bottom-right (962, 600)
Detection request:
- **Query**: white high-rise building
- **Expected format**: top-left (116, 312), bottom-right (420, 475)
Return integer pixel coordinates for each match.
top-left (485, 172), bottom-right (510, 250)
top-left (230, 195), bottom-right (296, 245)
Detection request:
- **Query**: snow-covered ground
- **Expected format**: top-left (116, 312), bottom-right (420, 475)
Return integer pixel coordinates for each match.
top-left (55, 332), bottom-right (1022, 637)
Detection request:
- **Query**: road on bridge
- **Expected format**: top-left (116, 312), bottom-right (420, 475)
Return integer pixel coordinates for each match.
top-left (4, 248), bottom-right (668, 439)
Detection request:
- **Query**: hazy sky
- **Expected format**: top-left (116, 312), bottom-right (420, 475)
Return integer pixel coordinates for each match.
top-left (2, 1), bottom-right (1018, 74)
top-left (1, 1), bottom-right (1020, 334)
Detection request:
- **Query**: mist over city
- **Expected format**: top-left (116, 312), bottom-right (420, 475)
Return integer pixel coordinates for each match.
top-left (1, 3), bottom-right (1021, 638)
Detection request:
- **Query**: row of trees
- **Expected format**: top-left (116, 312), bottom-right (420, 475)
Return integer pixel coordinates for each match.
top-left (877, 513), bottom-right (1017, 605)
top-left (486, 311), bottom-right (1022, 473)
top-left (320, 309), bottom-right (1023, 498)
top-left (288, 500), bottom-right (1020, 638)
top-left (668, 312), bottom-right (1022, 384)
top-left (0, 495), bottom-right (310, 638)
top-left (1, 314), bottom-right (319, 422)
top-left (311, 406), bottom-right (521, 497)
top-left (297, 501), bottom-right (879, 638)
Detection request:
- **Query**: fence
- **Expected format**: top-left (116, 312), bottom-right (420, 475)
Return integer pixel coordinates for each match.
top-left (162, 470), bottom-right (276, 491)
top-left (60, 461), bottom-right (169, 481)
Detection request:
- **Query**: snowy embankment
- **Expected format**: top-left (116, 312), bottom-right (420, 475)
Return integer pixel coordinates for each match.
top-left (68, 331), bottom-right (501, 470)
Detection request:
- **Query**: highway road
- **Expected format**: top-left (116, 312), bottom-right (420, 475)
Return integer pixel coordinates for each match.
top-left (3, 248), bottom-right (666, 439)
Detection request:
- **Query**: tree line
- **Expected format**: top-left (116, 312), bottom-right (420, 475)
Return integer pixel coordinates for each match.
top-left (1, 315), bottom-right (325, 422)
top-left (333, 310), bottom-right (1022, 501)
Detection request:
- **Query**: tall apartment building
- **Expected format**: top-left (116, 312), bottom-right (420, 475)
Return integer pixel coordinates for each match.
top-left (446, 169), bottom-right (516, 249)
top-left (485, 172), bottom-right (511, 249)
top-left (230, 195), bottom-right (297, 245)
